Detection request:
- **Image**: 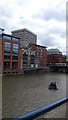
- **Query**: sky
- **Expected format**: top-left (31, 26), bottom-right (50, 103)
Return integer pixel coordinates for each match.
top-left (0, 0), bottom-right (67, 54)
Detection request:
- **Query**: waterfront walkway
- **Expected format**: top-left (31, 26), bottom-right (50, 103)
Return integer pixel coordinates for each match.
top-left (36, 103), bottom-right (67, 119)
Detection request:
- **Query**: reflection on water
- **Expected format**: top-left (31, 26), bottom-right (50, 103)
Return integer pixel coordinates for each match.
top-left (2, 72), bottom-right (66, 118)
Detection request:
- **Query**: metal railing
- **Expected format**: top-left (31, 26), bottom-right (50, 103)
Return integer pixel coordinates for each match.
top-left (14, 97), bottom-right (68, 120)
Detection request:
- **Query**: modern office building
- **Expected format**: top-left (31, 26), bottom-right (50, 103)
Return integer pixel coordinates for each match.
top-left (11, 28), bottom-right (37, 48)
top-left (29, 44), bottom-right (47, 69)
top-left (47, 49), bottom-right (64, 66)
top-left (1, 33), bottom-right (20, 75)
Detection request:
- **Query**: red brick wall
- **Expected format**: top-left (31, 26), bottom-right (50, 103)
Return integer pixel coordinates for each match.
top-left (29, 44), bottom-right (47, 69)
top-left (47, 54), bottom-right (64, 66)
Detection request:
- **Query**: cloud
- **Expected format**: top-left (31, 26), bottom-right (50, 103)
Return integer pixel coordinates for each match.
top-left (0, 0), bottom-right (67, 54)
top-left (32, 0), bottom-right (66, 22)
top-left (42, 5), bottom-right (66, 22)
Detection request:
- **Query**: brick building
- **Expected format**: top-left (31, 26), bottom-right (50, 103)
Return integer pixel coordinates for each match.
top-left (29, 44), bottom-right (47, 69)
top-left (47, 49), bottom-right (64, 66)
top-left (20, 43), bottom-right (47, 71)
top-left (22, 46), bottom-right (35, 70)
top-left (0, 33), bottom-right (20, 75)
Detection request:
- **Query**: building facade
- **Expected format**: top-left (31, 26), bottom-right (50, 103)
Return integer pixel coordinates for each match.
top-left (22, 46), bottom-right (35, 70)
top-left (12, 28), bottom-right (37, 71)
top-left (47, 49), bottom-right (64, 66)
top-left (11, 28), bottom-right (37, 48)
top-left (0, 28), bottom-right (47, 75)
top-left (1, 33), bottom-right (20, 75)
top-left (29, 44), bottom-right (47, 69)
top-left (20, 44), bottom-right (47, 71)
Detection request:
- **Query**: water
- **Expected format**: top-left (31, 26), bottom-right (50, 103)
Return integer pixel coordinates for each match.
top-left (2, 72), bottom-right (67, 118)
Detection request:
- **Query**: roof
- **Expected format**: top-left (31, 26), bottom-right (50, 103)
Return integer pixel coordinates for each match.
top-left (47, 49), bottom-right (62, 54)
top-left (2, 33), bottom-right (20, 39)
top-left (29, 43), bottom-right (47, 48)
top-left (11, 28), bottom-right (37, 36)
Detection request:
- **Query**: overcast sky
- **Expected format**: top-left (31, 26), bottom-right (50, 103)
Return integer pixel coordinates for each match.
top-left (1, 0), bottom-right (67, 54)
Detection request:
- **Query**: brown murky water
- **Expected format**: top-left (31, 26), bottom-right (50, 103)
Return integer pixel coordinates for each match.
top-left (2, 72), bottom-right (67, 118)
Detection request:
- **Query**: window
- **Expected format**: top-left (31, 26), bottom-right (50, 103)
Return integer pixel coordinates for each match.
top-left (41, 48), bottom-right (42, 52)
top-left (40, 60), bottom-right (43, 68)
top-left (4, 55), bottom-right (10, 60)
top-left (4, 42), bottom-right (11, 53)
top-left (30, 55), bottom-right (35, 64)
top-left (44, 63), bottom-right (46, 67)
top-left (13, 44), bottom-right (18, 49)
top-left (4, 42), bottom-right (11, 60)
top-left (5, 42), bottom-right (11, 48)
top-left (4, 62), bottom-right (10, 70)
top-left (3, 35), bottom-right (11, 40)
top-left (12, 62), bottom-right (18, 70)
top-left (12, 44), bottom-right (18, 60)
top-left (12, 37), bottom-right (19, 42)
top-left (13, 44), bottom-right (18, 54)
top-left (23, 53), bottom-right (28, 64)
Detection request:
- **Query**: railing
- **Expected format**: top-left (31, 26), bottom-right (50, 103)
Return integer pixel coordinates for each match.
top-left (14, 97), bottom-right (68, 120)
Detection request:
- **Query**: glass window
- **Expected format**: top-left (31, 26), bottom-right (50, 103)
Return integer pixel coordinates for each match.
top-left (12, 37), bottom-right (19, 42)
top-left (44, 63), bottom-right (46, 67)
top-left (23, 53), bottom-right (28, 64)
top-left (5, 42), bottom-right (11, 47)
top-left (4, 55), bottom-right (10, 60)
top-left (12, 62), bottom-right (18, 70)
top-left (13, 44), bottom-right (18, 49)
top-left (30, 55), bottom-right (35, 64)
top-left (12, 44), bottom-right (18, 60)
top-left (4, 42), bottom-right (11, 53)
top-left (4, 62), bottom-right (10, 70)
top-left (40, 60), bottom-right (43, 68)
top-left (4, 42), bottom-right (11, 60)
top-left (41, 48), bottom-right (42, 52)
top-left (13, 44), bottom-right (18, 54)
top-left (4, 48), bottom-right (11, 53)
top-left (3, 35), bottom-right (11, 40)
top-left (12, 56), bottom-right (18, 60)
top-left (13, 49), bottom-right (18, 54)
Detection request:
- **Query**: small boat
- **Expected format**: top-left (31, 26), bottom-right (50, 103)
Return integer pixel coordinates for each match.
top-left (49, 81), bottom-right (58, 90)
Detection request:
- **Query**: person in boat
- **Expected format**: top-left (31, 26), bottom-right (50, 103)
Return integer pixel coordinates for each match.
top-left (54, 82), bottom-right (58, 89)
top-left (49, 81), bottom-right (58, 90)
top-left (50, 81), bottom-right (54, 86)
